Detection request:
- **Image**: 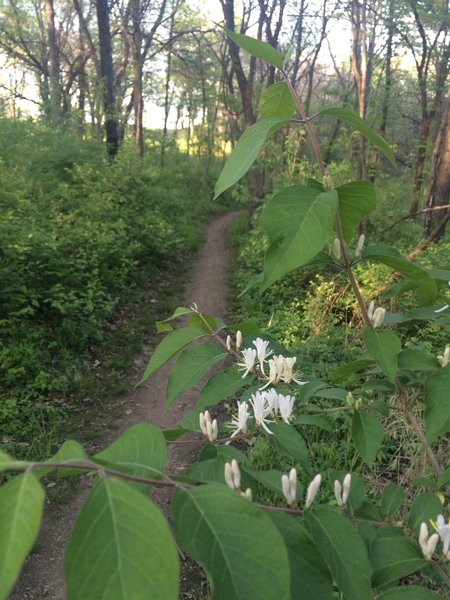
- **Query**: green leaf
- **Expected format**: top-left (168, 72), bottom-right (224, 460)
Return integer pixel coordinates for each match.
top-left (260, 186), bottom-right (338, 290)
top-left (0, 449), bottom-right (13, 472)
top-left (140, 327), bottom-right (207, 383)
top-left (156, 307), bottom-right (193, 331)
top-left (172, 484), bottom-right (290, 600)
top-left (166, 343), bottom-right (226, 408)
top-left (398, 349), bottom-right (441, 372)
top-left (363, 328), bottom-right (401, 383)
top-left (36, 440), bottom-right (88, 478)
top-left (352, 411), bottom-right (384, 466)
top-left (268, 421), bottom-right (312, 475)
top-left (317, 106), bottom-right (395, 164)
top-left (162, 427), bottom-right (189, 441)
top-left (295, 414), bottom-right (332, 432)
top-left (423, 367), bottom-right (450, 442)
top-left (305, 506), bottom-right (372, 600)
top-left (0, 473), bottom-right (45, 600)
top-left (225, 29), bottom-right (284, 69)
top-left (378, 587), bottom-right (442, 600)
top-left (93, 424), bottom-right (166, 489)
top-left (381, 484), bottom-right (405, 518)
top-left (181, 367), bottom-right (249, 430)
top-left (370, 536), bottom-right (426, 587)
top-left (330, 358), bottom-right (375, 382)
top-left (407, 492), bottom-right (443, 534)
top-left (260, 82), bottom-right (296, 118)
top-left (65, 477), bottom-right (179, 600)
top-left (214, 117), bottom-right (288, 199)
top-left (268, 512), bottom-right (334, 600)
top-left (362, 246), bottom-right (437, 306)
top-left (437, 466), bottom-right (450, 489)
top-left (336, 181), bottom-right (377, 243)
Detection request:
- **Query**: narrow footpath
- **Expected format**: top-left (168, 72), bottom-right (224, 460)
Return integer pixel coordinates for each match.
top-left (11, 211), bottom-right (240, 600)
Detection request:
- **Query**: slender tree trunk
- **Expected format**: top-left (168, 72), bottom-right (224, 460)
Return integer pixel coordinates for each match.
top-left (351, 0), bottom-right (368, 181)
top-left (132, 0), bottom-right (144, 157)
top-left (44, 0), bottom-right (61, 122)
top-left (422, 87), bottom-right (450, 238)
top-left (161, 10), bottom-right (175, 166)
top-left (96, 0), bottom-right (119, 158)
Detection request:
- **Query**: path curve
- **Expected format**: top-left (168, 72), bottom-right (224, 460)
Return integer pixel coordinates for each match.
top-left (11, 210), bottom-right (240, 600)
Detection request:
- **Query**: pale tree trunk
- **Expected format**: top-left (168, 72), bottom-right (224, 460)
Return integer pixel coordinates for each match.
top-left (421, 87), bottom-right (450, 239)
top-left (351, 0), bottom-right (368, 181)
top-left (44, 0), bottom-right (61, 122)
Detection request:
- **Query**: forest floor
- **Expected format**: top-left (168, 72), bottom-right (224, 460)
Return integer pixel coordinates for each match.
top-left (11, 210), bottom-right (240, 600)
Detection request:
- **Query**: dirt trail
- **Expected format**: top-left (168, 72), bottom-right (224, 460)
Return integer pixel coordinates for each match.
top-left (11, 211), bottom-right (240, 600)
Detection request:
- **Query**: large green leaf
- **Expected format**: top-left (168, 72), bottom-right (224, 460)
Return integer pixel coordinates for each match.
top-left (378, 587), bottom-right (442, 600)
top-left (398, 349), bottom-right (441, 372)
top-left (362, 246), bottom-right (437, 306)
top-left (172, 484), bottom-right (290, 600)
top-left (352, 411), bottom-right (384, 466)
top-left (260, 186), bottom-right (338, 290)
top-left (269, 512), bottom-right (334, 600)
top-left (407, 492), bottom-right (443, 535)
top-left (0, 473), bottom-right (45, 600)
top-left (214, 117), bottom-right (288, 199)
top-left (166, 343), bottom-right (227, 408)
top-left (65, 477), bottom-right (179, 599)
top-left (370, 536), bottom-right (427, 587)
top-left (93, 424), bottom-right (166, 489)
top-left (0, 449), bottom-right (14, 472)
top-left (305, 506), bottom-right (372, 600)
top-left (225, 29), bottom-right (284, 69)
top-left (381, 484), bottom-right (405, 518)
top-left (260, 82), bottom-right (296, 118)
top-left (336, 181), bottom-right (377, 243)
top-left (181, 367), bottom-right (249, 431)
top-left (330, 358), bottom-right (375, 382)
top-left (34, 439), bottom-right (88, 478)
top-left (317, 106), bottom-right (395, 164)
top-left (268, 421), bottom-right (312, 475)
top-left (423, 367), bottom-right (450, 442)
top-left (140, 327), bottom-right (207, 383)
top-left (363, 328), bottom-right (401, 383)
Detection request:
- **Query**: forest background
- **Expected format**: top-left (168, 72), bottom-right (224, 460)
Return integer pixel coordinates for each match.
top-left (0, 0), bottom-right (449, 597)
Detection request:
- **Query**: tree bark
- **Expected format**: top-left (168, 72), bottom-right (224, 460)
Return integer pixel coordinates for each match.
top-left (421, 87), bottom-right (450, 239)
top-left (44, 0), bottom-right (61, 122)
top-left (351, 0), bottom-right (368, 181)
top-left (96, 0), bottom-right (119, 158)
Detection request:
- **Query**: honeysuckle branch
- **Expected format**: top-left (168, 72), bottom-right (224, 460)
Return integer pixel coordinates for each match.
top-left (395, 378), bottom-right (444, 476)
top-left (282, 72), bottom-right (372, 328)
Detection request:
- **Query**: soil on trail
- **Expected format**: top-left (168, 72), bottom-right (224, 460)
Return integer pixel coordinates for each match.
top-left (11, 211), bottom-right (240, 600)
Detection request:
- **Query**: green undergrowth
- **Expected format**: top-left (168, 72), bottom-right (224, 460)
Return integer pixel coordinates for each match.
top-left (0, 119), bottom-right (232, 459)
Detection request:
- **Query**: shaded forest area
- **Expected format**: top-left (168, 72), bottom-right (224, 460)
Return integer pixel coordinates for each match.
top-left (0, 0), bottom-right (449, 454)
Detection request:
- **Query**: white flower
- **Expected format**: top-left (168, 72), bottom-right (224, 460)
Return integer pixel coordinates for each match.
top-left (265, 388), bottom-right (279, 415)
top-left (332, 238), bottom-right (341, 261)
top-left (305, 474), bottom-right (321, 509)
top-left (437, 346), bottom-right (450, 367)
top-left (419, 522), bottom-right (439, 560)
top-left (259, 355), bottom-right (285, 390)
top-left (278, 394), bottom-right (295, 424)
top-left (252, 337), bottom-right (273, 373)
top-left (238, 348), bottom-right (257, 378)
top-left (228, 401), bottom-right (250, 439)
top-left (334, 473), bottom-right (351, 506)
top-left (281, 468), bottom-right (297, 506)
top-left (367, 301), bottom-right (386, 328)
top-left (432, 514), bottom-right (450, 557)
top-left (249, 391), bottom-right (273, 434)
top-left (224, 459), bottom-right (241, 490)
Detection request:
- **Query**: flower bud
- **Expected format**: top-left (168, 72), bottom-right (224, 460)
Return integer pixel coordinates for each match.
top-left (240, 488), bottom-right (253, 502)
top-left (334, 480), bottom-right (343, 506)
top-left (355, 234), bottom-right (365, 257)
top-left (305, 474), bottom-right (321, 509)
top-left (226, 335), bottom-right (232, 351)
top-left (333, 238), bottom-right (342, 261)
top-left (372, 307), bottom-right (386, 328)
top-left (236, 330), bottom-right (243, 351)
top-left (346, 392), bottom-right (355, 408)
top-left (224, 459), bottom-right (241, 491)
top-left (342, 473), bottom-right (352, 505)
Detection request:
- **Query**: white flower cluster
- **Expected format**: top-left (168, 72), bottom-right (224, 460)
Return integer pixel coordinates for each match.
top-left (237, 337), bottom-right (305, 388)
top-left (224, 459), bottom-right (252, 501)
top-left (228, 389), bottom-right (296, 438)
top-left (199, 410), bottom-right (218, 443)
top-left (281, 471), bottom-right (351, 509)
top-left (420, 515), bottom-right (450, 561)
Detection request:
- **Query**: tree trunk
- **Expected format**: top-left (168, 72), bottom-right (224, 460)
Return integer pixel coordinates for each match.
top-left (421, 87), bottom-right (450, 239)
top-left (351, 0), bottom-right (368, 181)
top-left (44, 0), bottom-right (61, 122)
top-left (96, 0), bottom-right (119, 158)
top-left (132, 0), bottom-right (144, 158)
